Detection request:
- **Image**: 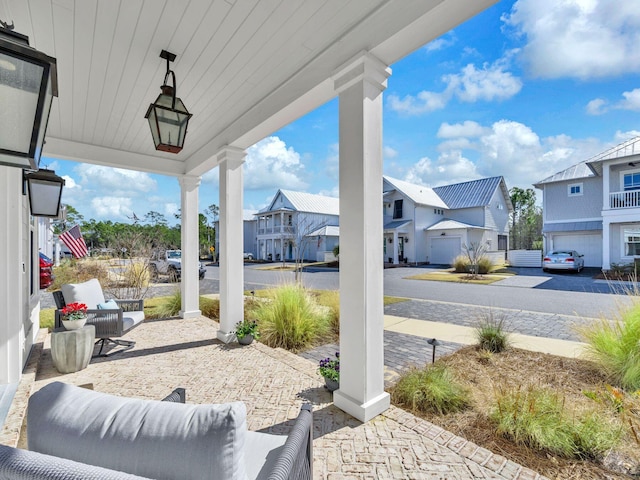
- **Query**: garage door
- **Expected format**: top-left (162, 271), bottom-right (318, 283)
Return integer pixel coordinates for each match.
top-left (430, 237), bottom-right (461, 265)
top-left (552, 234), bottom-right (602, 267)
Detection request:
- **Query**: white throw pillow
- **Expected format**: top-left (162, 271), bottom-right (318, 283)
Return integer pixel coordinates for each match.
top-left (61, 279), bottom-right (106, 309)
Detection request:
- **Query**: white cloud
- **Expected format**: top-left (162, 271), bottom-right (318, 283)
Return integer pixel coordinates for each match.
top-left (618, 89), bottom-right (640, 111)
top-left (76, 165), bottom-right (157, 195)
top-left (437, 121), bottom-right (489, 138)
top-left (404, 151), bottom-right (481, 187)
top-left (164, 203), bottom-right (179, 219)
top-left (384, 146), bottom-right (399, 159)
top-left (425, 33), bottom-right (456, 52)
top-left (90, 197), bottom-right (133, 220)
top-left (586, 98), bottom-right (608, 115)
top-left (244, 136), bottom-right (307, 190)
top-left (387, 58), bottom-right (521, 115)
top-left (503, 0), bottom-right (640, 79)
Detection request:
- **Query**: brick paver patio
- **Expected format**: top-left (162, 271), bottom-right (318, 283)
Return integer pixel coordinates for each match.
top-left (1, 317), bottom-right (547, 479)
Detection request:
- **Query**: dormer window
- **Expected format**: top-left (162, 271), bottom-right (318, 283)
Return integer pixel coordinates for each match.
top-left (568, 183), bottom-right (583, 196)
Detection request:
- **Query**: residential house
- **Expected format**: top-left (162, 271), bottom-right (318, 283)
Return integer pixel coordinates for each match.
top-left (383, 176), bottom-right (512, 265)
top-left (255, 190), bottom-right (339, 262)
top-left (534, 136), bottom-right (640, 270)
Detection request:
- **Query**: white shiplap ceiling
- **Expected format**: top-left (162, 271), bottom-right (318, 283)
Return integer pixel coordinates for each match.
top-left (1, 0), bottom-right (497, 177)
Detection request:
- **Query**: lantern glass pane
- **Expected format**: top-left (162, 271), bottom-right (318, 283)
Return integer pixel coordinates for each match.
top-left (0, 51), bottom-right (44, 155)
top-left (28, 178), bottom-right (62, 217)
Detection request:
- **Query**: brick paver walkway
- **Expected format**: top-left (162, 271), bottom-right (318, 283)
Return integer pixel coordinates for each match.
top-left (3, 317), bottom-right (547, 479)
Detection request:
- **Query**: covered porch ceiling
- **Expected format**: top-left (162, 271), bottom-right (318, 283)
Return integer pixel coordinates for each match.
top-left (3, 0), bottom-right (497, 177)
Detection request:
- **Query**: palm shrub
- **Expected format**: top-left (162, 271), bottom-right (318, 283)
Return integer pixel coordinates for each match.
top-left (391, 363), bottom-right (470, 415)
top-left (475, 310), bottom-right (510, 353)
top-left (253, 284), bottom-right (329, 351)
top-left (578, 303), bottom-right (640, 390)
top-left (490, 385), bottom-right (621, 459)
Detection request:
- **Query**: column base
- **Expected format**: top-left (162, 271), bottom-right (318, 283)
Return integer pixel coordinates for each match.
top-left (333, 390), bottom-right (390, 423)
top-left (216, 330), bottom-right (236, 344)
top-left (179, 309), bottom-right (201, 319)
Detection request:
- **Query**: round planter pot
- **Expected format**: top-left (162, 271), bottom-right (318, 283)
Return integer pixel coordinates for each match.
top-left (238, 334), bottom-right (254, 345)
top-left (324, 378), bottom-right (339, 392)
top-left (62, 318), bottom-right (87, 330)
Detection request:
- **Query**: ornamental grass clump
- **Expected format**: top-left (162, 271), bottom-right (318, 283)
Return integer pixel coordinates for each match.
top-left (391, 363), bottom-right (470, 415)
top-left (490, 385), bottom-right (621, 459)
top-left (475, 310), bottom-right (511, 353)
top-left (577, 302), bottom-right (640, 390)
top-left (253, 283), bottom-right (329, 352)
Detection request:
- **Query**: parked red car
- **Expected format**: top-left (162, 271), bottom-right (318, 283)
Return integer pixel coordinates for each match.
top-left (39, 252), bottom-right (54, 289)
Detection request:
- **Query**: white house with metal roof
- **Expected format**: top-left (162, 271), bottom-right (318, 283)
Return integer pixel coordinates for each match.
top-left (255, 190), bottom-right (340, 262)
top-left (383, 176), bottom-right (512, 265)
top-left (534, 136), bottom-right (640, 270)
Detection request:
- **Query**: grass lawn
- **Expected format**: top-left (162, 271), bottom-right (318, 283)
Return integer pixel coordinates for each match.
top-left (406, 269), bottom-right (516, 285)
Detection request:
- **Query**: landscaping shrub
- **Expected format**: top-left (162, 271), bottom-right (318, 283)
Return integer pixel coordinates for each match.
top-left (391, 363), bottom-right (471, 415)
top-left (200, 297), bottom-right (220, 320)
top-left (578, 303), bottom-right (640, 390)
top-left (319, 290), bottom-right (340, 336)
top-left (476, 256), bottom-right (494, 274)
top-left (152, 290), bottom-right (182, 318)
top-left (253, 283), bottom-right (329, 352)
top-left (51, 260), bottom-right (110, 290)
top-left (490, 385), bottom-right (621, 459)
top-left (475, 310), bottom-right (510, 353)
top-left (452, 255), bottom-right (468, 273)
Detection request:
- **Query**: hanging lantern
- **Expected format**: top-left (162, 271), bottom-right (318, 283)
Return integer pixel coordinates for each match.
top-left (145, 50), bottom-right (191, 154)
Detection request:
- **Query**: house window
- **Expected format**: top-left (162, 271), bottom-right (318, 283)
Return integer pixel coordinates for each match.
top-left (498, 235), bottom-right (507, 251)
top-left (393, 199), bottom-right (403, 219)
top-left (624, 172), bottom-right (640, 191)
top-left (624, 228), bottom-right (640, 256)
top-left (568, 183), bottom-right (583, 196)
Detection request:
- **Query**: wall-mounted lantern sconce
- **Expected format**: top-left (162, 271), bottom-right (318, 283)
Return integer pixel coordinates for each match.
top-left (145, 50), bottom-right (192, 153)
top-left (0, 24), bottom-right (58, 169)
top-left (24, 168), bottom-right (65, 217)
top-left (404, 238), bottom-right (409, 243)
top-left (440, 232), bottom-right (446, 236)
top-left (388, 238), bottom-right (392, 243)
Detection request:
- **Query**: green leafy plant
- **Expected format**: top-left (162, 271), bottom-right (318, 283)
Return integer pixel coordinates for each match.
top-left (318, 352), bottom-right (339, 382)
top-left (584, 385), bottom-right (640, 445)
top-left (391, 363), bottom-right (471, 415)
top-left (475, 310), bottom-right (510, 353)
top-left (491, 385), bottom-right (621, 459)
top-left (253, 283), bottom-right (329, 351)
top-left (234, 319), bottom-right (260, 340)
top-left (577, 302), bottom-right (640, 390)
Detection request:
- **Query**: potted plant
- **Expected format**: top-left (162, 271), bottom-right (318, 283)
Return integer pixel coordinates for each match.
top-left (60, 302), bottom-right (88, 330)
top-left (318, 352), bottom-right (340, 392)
top-left (234, 319), bottom-right (260, 345)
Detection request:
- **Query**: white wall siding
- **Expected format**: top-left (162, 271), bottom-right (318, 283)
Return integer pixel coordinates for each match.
top-left (448, 207), bottom-right (484, 227)
top-left (485, 189), bottom-right (510, 234)
top-left (508, 249), bottom-right (542, 267)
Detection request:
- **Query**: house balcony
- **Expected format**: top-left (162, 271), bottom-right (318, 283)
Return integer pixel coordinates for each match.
top-left (609, 190), bottom-right (640, 209)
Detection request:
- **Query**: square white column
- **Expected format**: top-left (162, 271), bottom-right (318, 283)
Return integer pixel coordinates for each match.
top-left (332, 52), bottom-right (391, 422)
top-left (217, 147), bottom-right (246, 343)
top-left (179, 175), bottom-right (202, 318)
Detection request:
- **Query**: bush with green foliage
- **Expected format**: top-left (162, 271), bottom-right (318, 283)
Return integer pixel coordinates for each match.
top-left (490, 385), bottom-right (621, 459)
top-left (253, 284), bottom-right (329, 351)
top-left (475, 311), bottom-right (510, 353)
top-left (452, 255), bottom-right (494, 274)
top-left (391, 363), bottom-right (471, 415)
top-left (578, 303), bottom-right (640, 390)
top-left (233, 319), bottom-right (260, 339)
top-left (147, 291), bottom-right (220, 320)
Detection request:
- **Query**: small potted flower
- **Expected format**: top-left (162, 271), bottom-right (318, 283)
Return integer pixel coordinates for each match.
top-left (318, 352), bottom-right (339, 392)
top-left (234, 319), bottom-right (260, 345)
top-left (60, 302), bottom-right (88, 330)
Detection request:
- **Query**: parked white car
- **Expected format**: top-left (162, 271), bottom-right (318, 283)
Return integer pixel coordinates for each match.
top-left (542, 250), bottom-right (585, 273)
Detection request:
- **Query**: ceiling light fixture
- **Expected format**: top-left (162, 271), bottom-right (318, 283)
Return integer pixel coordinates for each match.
top-left (145, 50), bottom-right (192, 154)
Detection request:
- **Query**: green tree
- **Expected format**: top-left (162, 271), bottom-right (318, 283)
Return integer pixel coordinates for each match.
top-left (509, 187), bottom-right (542, 250)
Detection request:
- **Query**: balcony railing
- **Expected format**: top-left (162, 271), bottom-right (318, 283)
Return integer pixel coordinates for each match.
top-left (610, 190), bottom-right (640, 209)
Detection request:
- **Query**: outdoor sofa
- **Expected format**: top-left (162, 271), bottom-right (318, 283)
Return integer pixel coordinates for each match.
top-left (0, 382), bottom-right (313, 480)
top-left (53, 278), bottom-right (145, 356)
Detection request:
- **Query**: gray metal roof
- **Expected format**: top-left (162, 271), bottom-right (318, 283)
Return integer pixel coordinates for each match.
top-left (533, 162), bottom-right (595, 188)
top-left (586, 135), bottom-right (640, 176)
top-left (424, 219), bottom-right (487, 231)
top-left (384, 220), bottom-right (412, 230)
top-left (542, 221), bottom-right (602, 233)
top-left (432, 176), bottom-right (506, 209)
top-left (383, 177), bottom-right (448, 208)
top-left (261, 190), bottom-right (340, 216)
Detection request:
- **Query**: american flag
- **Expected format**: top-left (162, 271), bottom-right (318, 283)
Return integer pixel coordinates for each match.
top-left (59, 225), bottom-right (89, 259)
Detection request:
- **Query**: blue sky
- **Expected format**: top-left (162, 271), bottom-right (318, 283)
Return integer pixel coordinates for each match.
top-left (45, 0), bottom-right (640, 225)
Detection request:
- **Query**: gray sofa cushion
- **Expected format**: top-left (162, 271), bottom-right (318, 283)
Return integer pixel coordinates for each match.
top-left (123, 310), bottom-right (145, 330)
top-left (245, 432), bottom-right (287, 480)
top-left (28, 382), bottom-right (247, 480)
top-left (0, 444), bottom-right (151, 480)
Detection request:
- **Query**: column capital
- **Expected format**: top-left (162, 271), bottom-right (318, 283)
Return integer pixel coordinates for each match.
top-left (333, 51), bottom-right (391, 95)
top-left (178, 174), bottom-right (201, 191)
top-left (216, 146), bottom-right (247, 168)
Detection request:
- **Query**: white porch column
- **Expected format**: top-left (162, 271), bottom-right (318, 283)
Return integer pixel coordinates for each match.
top-left (0, 167), bottom-right (24, 384)
top-left (217, 147), bottom-right (246, 343)
top-left (179, 175), bottom-right (202, 318)
top-left (333, 52), bottom-right (391, 422)
top-left (393, 232), bottom-right (399, 264)
top-left (602, 219), bottom-right (611, 270)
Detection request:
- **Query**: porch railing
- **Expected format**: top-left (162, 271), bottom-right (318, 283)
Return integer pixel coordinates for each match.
top-left (609, 190), bottom-right (640, 209)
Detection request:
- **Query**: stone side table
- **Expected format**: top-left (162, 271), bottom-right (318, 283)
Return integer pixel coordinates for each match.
top-left (51, 325), bottom-right (96, 374)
